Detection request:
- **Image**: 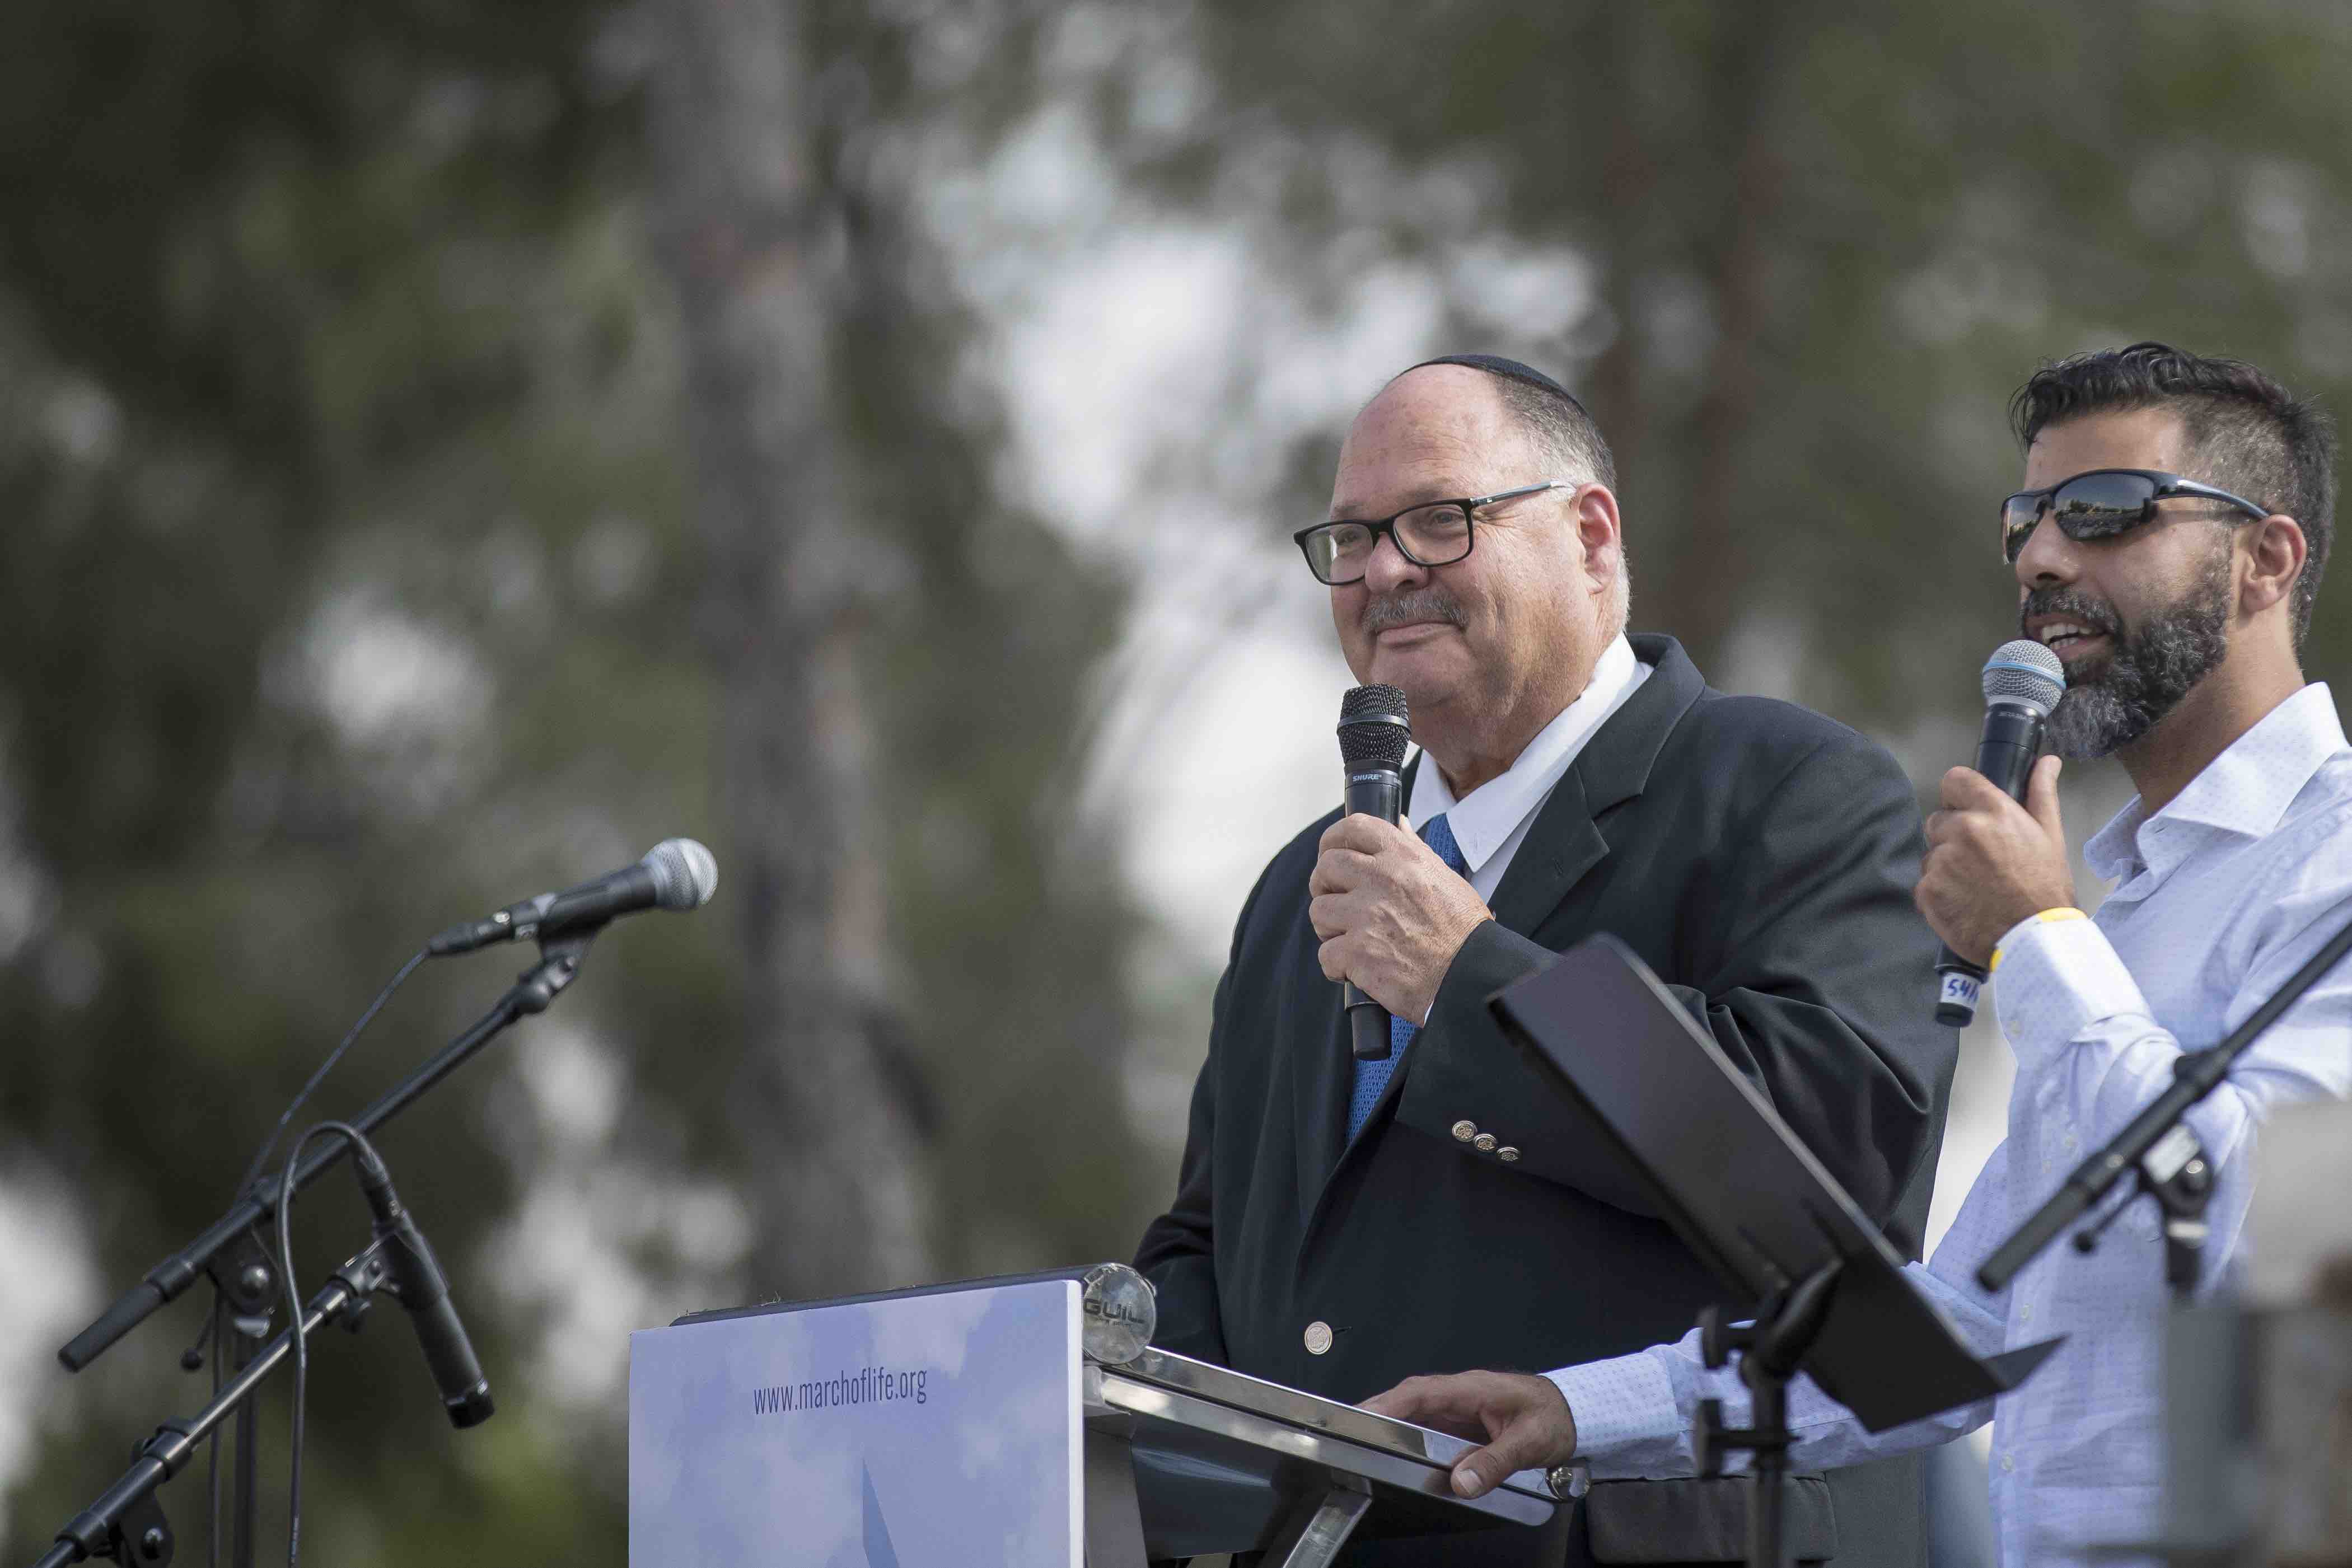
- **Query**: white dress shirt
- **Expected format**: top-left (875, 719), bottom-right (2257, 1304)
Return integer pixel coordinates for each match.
top-left (1408, 634), bottom-right (1650, 901)
top-left (1545, 681), bottom-right (2352, 1568)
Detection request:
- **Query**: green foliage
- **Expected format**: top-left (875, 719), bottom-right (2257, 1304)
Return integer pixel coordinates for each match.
top-left (0, 1), bottom-right (1147, 1561)
top-left (1144, 0), bottom-right (2352, 717)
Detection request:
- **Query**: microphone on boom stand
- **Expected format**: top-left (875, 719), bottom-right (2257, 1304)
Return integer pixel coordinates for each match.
top-left (429, 837), bottom-right (718, 956)
top-left (1338, 684), bottom-right (1411, 1061)
top-left (350, 1141), bottom-right (494, 1427)
top-left (1933, 639), bottom-right (2065, 1027)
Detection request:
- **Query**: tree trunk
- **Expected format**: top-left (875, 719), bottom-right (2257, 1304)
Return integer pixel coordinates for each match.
top-left (1657, 9), bottom-right (1797, 678)
top-left (1588, 3), bottom-right (1655, 498)
top-left (651, 0), bottom-right (934, 1299)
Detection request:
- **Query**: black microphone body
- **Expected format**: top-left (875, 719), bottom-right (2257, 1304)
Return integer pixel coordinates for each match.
top-left (1338, 685), bottom-right (1412, 1061)
top-left (1934, 642), bottom-right (2065, 1026)
top-left (1342, 764), bottom-right (1405, 1060)
top-left (430, 837), bottom-right (717, 956)
top-left (1971, 701), bottom-right (2045, 800)
top-left (352, 1148), bottom-right (495, 1428)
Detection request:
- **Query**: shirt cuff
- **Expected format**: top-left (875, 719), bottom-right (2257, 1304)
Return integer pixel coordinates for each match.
top-left (1991, 912), bottom-right (2152, 1080)
top-left (1545, 1353), bottom-right (1683, 1461)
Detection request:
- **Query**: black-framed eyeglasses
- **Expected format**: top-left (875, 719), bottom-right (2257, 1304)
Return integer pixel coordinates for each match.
top-left (1999, 467), bottom-right (2271, 564)
top-left (1293, 479), bottom-right (1576, 585)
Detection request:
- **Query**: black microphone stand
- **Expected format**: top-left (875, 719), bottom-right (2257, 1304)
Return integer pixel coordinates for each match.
top-left (1693, 1262), bottom-right (1842, 1568)
top-left (1979, 908), bottom-right (2352, 1302)
top-left (50, 932), bottom-right (597, 1568)
top-left (34, 1230), bottom-right (408, 1568)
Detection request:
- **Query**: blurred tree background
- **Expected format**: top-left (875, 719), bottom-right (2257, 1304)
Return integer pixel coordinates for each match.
top-left (4, 0), bottom-right (2350, 1561)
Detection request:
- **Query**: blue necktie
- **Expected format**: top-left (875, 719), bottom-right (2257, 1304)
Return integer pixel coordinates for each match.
top-left (1346, 812), bottom-right (1469, 1140)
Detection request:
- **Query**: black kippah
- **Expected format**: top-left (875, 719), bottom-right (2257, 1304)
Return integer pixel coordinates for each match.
top-left (1403, 353), bottom-right (1591, 419)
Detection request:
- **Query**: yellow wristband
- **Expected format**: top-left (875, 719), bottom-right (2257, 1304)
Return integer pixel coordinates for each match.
top-left (1988, 907), bottom-right (2086, 973)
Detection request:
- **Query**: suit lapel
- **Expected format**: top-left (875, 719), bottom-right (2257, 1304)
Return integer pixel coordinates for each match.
top-left (1483, 633), bottom-right (1705, 938)
top-left (1485, 767), bottom-right (1609, 935)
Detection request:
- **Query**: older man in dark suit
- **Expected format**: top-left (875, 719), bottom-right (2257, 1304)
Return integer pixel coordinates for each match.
top-left (1133, 355), bottom-right (1956, 1567)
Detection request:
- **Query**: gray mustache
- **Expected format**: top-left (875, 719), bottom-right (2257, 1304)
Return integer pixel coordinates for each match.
top-left (2021, 588), bottom-right (2117, 639)
top-left (1360, 591), bottom-right (1466, 635)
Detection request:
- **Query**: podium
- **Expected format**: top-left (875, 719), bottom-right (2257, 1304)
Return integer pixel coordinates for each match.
top-left (629, 1265), bottom-right (1559, 1566)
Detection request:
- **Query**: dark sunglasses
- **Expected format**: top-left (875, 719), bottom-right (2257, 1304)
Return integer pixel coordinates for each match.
top-left (1999, 468), bottom-right (2271, 564)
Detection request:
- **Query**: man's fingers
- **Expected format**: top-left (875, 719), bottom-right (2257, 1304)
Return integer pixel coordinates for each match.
top-left (1451, 1416), bottom-right (1560, 1499)
top-left (1309, 892), bottom-right (1371, 940)
top-left (1363, 1374), bottom-right (1578, 1500)
top-left (1308, 847), bottom-right (1379, 896)
top-left (1360, 1376), bottom-right (1481, 1436)
top-left (2025, 753), bottom-right (2066, 844)
top-left (1939, 765), bottom-right (2003, 811)
top-left (1451, 1441), bottom-right (1507, 1497)
top-left (1321, 813), bottom-right (1404, 856)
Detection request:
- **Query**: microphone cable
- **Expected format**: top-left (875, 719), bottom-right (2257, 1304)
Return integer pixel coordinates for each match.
top-left (273, 1119), bottom-right (381, 1568)
top-left (229, 947), bottom-right (429, 1206)
top-left (175, 948), bottom-right (424, 1568)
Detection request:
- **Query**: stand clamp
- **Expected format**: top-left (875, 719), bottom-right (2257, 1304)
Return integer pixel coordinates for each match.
top-left (2069, 1120), bottom-right (2215, 1295)
top-left (1689, 1262), bottom-right (1842, 1568)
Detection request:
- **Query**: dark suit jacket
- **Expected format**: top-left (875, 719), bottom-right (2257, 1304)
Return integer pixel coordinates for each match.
top-left (1133, 634), bottom-right (1956, 1567)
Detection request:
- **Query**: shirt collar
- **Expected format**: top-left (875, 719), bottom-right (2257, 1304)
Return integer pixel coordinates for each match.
top-left (2083, 682), bottom-right (2348, 884)
top-left (1410, 635), bottom-right (1645, 874)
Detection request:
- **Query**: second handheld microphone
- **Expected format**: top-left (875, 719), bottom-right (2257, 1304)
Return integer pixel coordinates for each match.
top-left (1934, 639), bottom-right (2066, 1027)
top-left (1338, 684), bottom-right (1412, 1061)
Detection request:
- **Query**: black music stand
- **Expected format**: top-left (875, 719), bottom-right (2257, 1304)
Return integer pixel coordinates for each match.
top-left (1489, 935), bottom-right (2060, 1568)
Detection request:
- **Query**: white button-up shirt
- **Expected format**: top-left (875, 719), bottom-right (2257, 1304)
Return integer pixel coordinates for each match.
top-left (1408, 633), bottom-right (1648, 901)
top-left (1546, 682), bottom-right (2352, 1568)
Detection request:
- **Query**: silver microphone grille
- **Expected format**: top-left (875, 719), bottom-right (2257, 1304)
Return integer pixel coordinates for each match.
top-left (640, 837), bottom-right (720, 911)
top-left (1981, 639), bottom-right (2066, 717)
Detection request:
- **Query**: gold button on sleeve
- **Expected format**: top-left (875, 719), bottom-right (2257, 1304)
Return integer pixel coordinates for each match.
top-left (1451, 1120), bottom-right (1478, 1143)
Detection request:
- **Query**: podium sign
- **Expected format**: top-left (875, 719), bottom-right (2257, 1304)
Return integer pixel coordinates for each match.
top-left (633, 1268), bottom-right (1556, 1566)
top-left (629, 1277), bottom-right (1082, 1567)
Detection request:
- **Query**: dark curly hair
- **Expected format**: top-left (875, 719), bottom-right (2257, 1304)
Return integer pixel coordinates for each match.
top-left (2010, 341), bottom-right (2337, 647)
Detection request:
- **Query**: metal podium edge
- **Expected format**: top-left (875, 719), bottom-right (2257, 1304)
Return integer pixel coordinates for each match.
top-left (1086, 1363), bottom-right (1561, 1523)
top-left (1109, 1346), bottom-right (1558, 1503)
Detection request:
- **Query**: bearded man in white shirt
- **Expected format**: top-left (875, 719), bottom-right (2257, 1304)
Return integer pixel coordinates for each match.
top-left (1365, 341), bottom-right (2352, 1567)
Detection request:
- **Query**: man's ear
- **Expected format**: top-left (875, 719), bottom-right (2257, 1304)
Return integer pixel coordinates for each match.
top-left (2242, 513), bottom-right (2308, 620)
top-left (1575, 484), bottom-right (1625, 598)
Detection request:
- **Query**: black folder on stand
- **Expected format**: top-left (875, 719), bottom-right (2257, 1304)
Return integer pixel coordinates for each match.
top-left (1489, 935), bottom-right (2057, 1433)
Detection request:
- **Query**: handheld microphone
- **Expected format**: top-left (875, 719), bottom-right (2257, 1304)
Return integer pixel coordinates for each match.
top-left (350, 1143), bottom-right (495, 1428)
top-left (1934, 640), bottom-right (2066, 1027)
top-left (1338, 685), bottom-right (1411, 1060)
top-left (429, 838), bottom-right (718, 956)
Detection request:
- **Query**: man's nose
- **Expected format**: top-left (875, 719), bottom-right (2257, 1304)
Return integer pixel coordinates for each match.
top-left (1361, 530), bottom-right (1428, 595)
top-left (2013, 514), bottom-right (2079, 589)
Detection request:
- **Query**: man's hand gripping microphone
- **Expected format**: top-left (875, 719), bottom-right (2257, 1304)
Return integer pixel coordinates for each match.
top-left (1933, 640), bottom-right (2066, 1027)
top-left (1337, 685), bottom-right (1412, 1060)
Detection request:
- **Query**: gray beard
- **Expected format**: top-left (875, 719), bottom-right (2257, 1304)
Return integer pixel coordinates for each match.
top-left (2042, 554), bottom-right (2233, 760)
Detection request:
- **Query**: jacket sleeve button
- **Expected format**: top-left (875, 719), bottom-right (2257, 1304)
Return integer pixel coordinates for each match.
top-left (1451, 1120), bottom-right (1478, 1142)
